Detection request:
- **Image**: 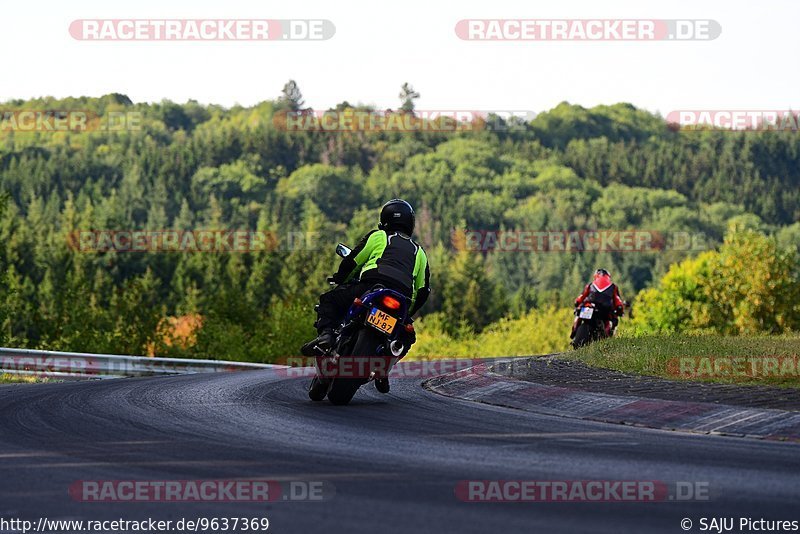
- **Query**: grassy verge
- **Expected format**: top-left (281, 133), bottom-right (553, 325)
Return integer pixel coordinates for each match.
top-left (0, 373), bottom-right (51, 384)
top-left (567, 334), bottom-right (800, 388)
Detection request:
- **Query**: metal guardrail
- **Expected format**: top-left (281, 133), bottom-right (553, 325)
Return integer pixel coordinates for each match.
top-left (0, 347), bottom-right (283, 379)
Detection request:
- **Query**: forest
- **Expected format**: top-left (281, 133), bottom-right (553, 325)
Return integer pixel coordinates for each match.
top-left (1, 83), bottom-right (799, 361)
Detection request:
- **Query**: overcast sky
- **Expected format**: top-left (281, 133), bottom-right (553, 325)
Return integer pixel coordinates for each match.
top-left (3, 0), bottom-right (798, 117)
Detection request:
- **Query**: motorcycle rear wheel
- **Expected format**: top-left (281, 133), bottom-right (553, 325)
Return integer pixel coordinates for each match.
top-left (327, 328), bottom-right (384, 405)
top-left (308, 376), bottom-right (328, 401)
top-left (572, 322), bottom-right (594, 349)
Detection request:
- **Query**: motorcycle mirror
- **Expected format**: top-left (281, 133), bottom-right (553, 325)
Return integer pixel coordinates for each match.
top-left (335, 243), bottom-right (352, 258)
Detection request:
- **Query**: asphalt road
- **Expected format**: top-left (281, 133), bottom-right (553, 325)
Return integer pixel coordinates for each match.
top-left (1, 368), bottom-right (799, 534)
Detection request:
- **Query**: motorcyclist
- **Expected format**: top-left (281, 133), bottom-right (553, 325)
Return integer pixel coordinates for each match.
top-left (301, 199), bottom-right (431, 392)
top-left (572, 268), bottom-right (625, 338)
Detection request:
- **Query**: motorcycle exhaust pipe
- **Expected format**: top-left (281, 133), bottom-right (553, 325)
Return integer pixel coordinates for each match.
top-left (390, 340), bottom-right (405, 357)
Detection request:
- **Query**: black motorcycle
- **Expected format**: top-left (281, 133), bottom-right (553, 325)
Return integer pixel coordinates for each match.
top-left (570, 301), bottom-right (626, 349)
top-left (307, 243), bottom-right (414, 405)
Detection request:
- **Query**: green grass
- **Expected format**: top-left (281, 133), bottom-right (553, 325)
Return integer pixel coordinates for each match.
top-left (0, 373), bottom-right (51, 384)
top-left (567, 334), bottom-right (800, 387)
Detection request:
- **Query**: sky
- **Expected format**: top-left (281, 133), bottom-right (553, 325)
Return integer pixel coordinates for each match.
top-left (3, 0), bottom-right (799, 117)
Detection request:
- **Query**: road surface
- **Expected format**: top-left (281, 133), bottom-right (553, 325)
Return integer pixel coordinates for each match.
top-left (1, 368), bottom-right (798, 533)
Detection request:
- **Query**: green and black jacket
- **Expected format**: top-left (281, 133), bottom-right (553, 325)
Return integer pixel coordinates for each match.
top-left (332, 229), bottom-right (431, 314)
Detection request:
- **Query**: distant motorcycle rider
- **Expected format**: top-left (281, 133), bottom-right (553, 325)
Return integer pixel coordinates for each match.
top-left (572, 268), bottom-right (625, 338)
top-left (301, 199), bottom-right (431, 391)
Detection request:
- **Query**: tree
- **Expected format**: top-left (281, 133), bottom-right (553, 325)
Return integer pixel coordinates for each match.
top-left (279, 80), bottom-right (306, 112)
top-left (630, 231), bottom-right (800, 335)
top-left (440, 250), bottom-right (506, 333)
top-left (4, 93), bottom-right (800, 359)
top-left (276, 164), bottom-right (365, 223)
top-left (398, 83), bottom-right (420, 113)
top-left (159, 100), bottom-right (194, 131)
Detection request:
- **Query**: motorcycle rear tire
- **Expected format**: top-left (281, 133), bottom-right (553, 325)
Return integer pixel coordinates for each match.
top-left (572, 322), bottom-right (593, 349)
top-left (327, 328), bottom-right (384, 405)
top-left (308, 376), bottom-right (328, 401)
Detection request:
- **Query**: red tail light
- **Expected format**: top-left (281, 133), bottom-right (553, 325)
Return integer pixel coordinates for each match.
top-left (381, 295), bottom-right (401, 310)
top-left (405, 323), bottom-right (415, 333)
top-left (353, 298), bottom-right (363, 307)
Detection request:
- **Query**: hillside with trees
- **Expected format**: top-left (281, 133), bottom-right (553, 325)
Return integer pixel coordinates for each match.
top-left (1, 84), bottom-right (799, 361)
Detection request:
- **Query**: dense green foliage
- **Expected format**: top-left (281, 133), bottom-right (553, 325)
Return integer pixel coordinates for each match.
top-left (630, 231), bottom-right (800, 335)
top-left (411, 307), bottom-right (573, 360)
top-left (1, 91), bottom-right (798, 361)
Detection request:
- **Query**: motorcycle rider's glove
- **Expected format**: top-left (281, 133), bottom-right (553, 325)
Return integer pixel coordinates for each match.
top-left (330, 271), bottom-right (349, 285)
top-left (409, 286), bottom-right (431, 316)
top-left (402, 318), bottom-right (417, 349)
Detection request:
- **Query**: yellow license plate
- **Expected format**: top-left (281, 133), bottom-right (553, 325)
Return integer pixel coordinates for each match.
top-left (367, 307), bottom-right (397, 334)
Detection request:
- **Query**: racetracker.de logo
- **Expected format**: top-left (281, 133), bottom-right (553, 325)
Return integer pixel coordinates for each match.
top-left (451, 230), bottom-right (709, 253)
top-left (273, 110), bottom-right (536, 133)
top-left (0, 110), bottom-right (142, 132)
top-left (666, 110), bottom-right (800, 132)
top-left (69, 480), bottom-right (333, 502)
top-left (455, 19), bottom-right (721, 41)
top-left (69, 19), bottom-right (335, 41)
top-left (667, 356), bottom-right (800, 378)
top-left (280, 357), bottom-right (483, 379)
top-left (67, 230), bottom-right (322, 253)
top-left (455, 480), bottom-right (711, 502)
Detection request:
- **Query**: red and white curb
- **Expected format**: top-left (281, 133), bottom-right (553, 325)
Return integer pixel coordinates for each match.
top-left (423, 361), bottom-right (800, 442)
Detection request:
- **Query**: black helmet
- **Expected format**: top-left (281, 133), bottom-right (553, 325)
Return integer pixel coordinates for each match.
top-left (379, 199), bottom-right (415, 235)
top-left (595, 268), bottom-right (611, 277)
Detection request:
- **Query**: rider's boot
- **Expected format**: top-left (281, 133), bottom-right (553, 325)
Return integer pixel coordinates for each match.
top-left (374, 377), bottom-right (390, 394)
top-left (301, 329), bottom-right (336, 357)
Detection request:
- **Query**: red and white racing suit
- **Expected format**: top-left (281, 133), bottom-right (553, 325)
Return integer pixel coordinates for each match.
top-left (573, 274), bottom-right (624, 337)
